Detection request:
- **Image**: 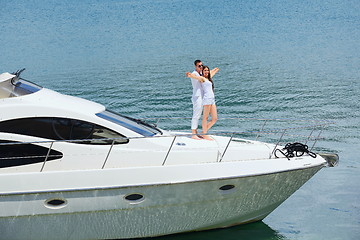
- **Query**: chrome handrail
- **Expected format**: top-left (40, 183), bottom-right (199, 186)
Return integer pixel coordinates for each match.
top-left (0, 117), bottom-right (335, 171)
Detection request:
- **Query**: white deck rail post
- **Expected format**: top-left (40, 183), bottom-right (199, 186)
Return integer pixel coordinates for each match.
top-left (270, 129), bottom-right (287, 159)
top-left (40, 141), bottom-right (54, 172)
top-left (256, 120), bottom-right (268, 140)
top-left (162, 136), bottom-right (176, 166)
top-left (102, 140), bottom-right (115, 169)
top-left (310, 126), bottom-right (323, 151)
top-left (219, 133), bottom-right (234, 162)
top-left (305, 126), bottom-right (316, 145)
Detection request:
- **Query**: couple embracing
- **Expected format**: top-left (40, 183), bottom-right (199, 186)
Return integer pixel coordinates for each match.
top-left (186, 60), bottom-right (220, 140)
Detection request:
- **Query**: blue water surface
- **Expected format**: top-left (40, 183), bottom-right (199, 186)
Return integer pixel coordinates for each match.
top-left (1, 0), bottom-right (359, 239)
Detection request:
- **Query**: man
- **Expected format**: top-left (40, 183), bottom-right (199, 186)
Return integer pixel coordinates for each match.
top-left (190, 60), bottom-right (204, 139)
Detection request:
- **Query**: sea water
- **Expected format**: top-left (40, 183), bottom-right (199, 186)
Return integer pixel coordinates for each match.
top-left (1, 0), bottom-right (359, 239)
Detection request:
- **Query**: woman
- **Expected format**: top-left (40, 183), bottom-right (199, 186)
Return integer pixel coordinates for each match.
top-left (186, 66), bottom-right (219, 140)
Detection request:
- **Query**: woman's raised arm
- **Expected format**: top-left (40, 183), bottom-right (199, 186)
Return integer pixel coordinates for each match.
top-left (210, 67), bottom-right (220, 77)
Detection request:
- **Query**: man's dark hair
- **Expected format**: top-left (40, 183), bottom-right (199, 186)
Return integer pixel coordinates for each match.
top-left (194, 60), bottom-right (202, 66)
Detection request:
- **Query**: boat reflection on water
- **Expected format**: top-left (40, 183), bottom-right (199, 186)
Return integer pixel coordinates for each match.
top-left (142, 221), bottom-right (286, 240)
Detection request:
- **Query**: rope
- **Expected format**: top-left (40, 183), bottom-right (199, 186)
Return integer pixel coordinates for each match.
top-left (275, 142), bottom-right (317, 160)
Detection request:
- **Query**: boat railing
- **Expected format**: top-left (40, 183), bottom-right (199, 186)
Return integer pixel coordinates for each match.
top-left (144, 116), bottom-right (334, 154)
top-left (0, 117), bottom-right (335, 171)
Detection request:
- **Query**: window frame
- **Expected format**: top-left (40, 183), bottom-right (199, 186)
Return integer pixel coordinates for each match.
top-left (96, 110), bottom-right (162, 137)
top-left (0, 117), bottom-right (129, 145)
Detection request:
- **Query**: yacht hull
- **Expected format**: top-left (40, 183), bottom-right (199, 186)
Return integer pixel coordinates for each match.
top-left (0, 71), bottom-right (336, 239)
top-left (0, 164), bottom-right (323, 240)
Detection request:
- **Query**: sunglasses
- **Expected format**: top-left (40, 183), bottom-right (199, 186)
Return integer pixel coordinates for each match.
top-left (197, 65), bottom-right (203, 68)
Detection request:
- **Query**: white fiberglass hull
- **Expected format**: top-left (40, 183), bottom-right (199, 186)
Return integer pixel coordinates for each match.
top-left (0, 159), bottom-right (324, 240)
top-left (0, 72), bottom-right (336, 239)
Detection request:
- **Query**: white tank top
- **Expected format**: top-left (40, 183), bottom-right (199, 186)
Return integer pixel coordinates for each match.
top-left (202, 80), bottom-right (214, 99)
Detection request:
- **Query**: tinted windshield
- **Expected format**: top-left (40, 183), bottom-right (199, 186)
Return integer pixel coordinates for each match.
top-left (14, 79), bottom-right (42, 95)
top-left (0, 79), bottom-right (42, 98)
top-left (96, 110), bottom-right (162, 137)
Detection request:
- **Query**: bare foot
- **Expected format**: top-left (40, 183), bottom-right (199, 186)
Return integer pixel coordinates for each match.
top-left (191, 135), bottom-right (202, 140)
top-left (202, 135), bottom-right (214, 141)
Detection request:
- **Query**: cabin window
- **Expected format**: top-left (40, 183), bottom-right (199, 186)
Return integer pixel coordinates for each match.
top-left (96, 110), bottom-right (162, 137)
top-left (0, 140), bottom-right (63, 168)
top-left (0, 117), bottom-right (128, 144)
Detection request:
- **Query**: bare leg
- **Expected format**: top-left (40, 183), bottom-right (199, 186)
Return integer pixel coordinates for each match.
top-left (201, 105), bottom-right (213, 140)
top-left (206, 104), bottom-right (218, 132)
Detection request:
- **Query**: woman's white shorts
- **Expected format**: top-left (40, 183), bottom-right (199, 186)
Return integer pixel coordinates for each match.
top-left (202, 98), bottom-right (215, 105)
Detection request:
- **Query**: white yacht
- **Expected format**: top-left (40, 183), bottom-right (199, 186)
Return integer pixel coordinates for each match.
top-left (0, 70), bottom-right (338, 240)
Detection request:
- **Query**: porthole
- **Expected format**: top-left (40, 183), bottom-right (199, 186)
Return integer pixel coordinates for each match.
top-left (219, 184), bottom-right (236, 194)
top-left (44, 198), bottom-right (67, 209)
top-left (124, 193), bottom-right (145, 204)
